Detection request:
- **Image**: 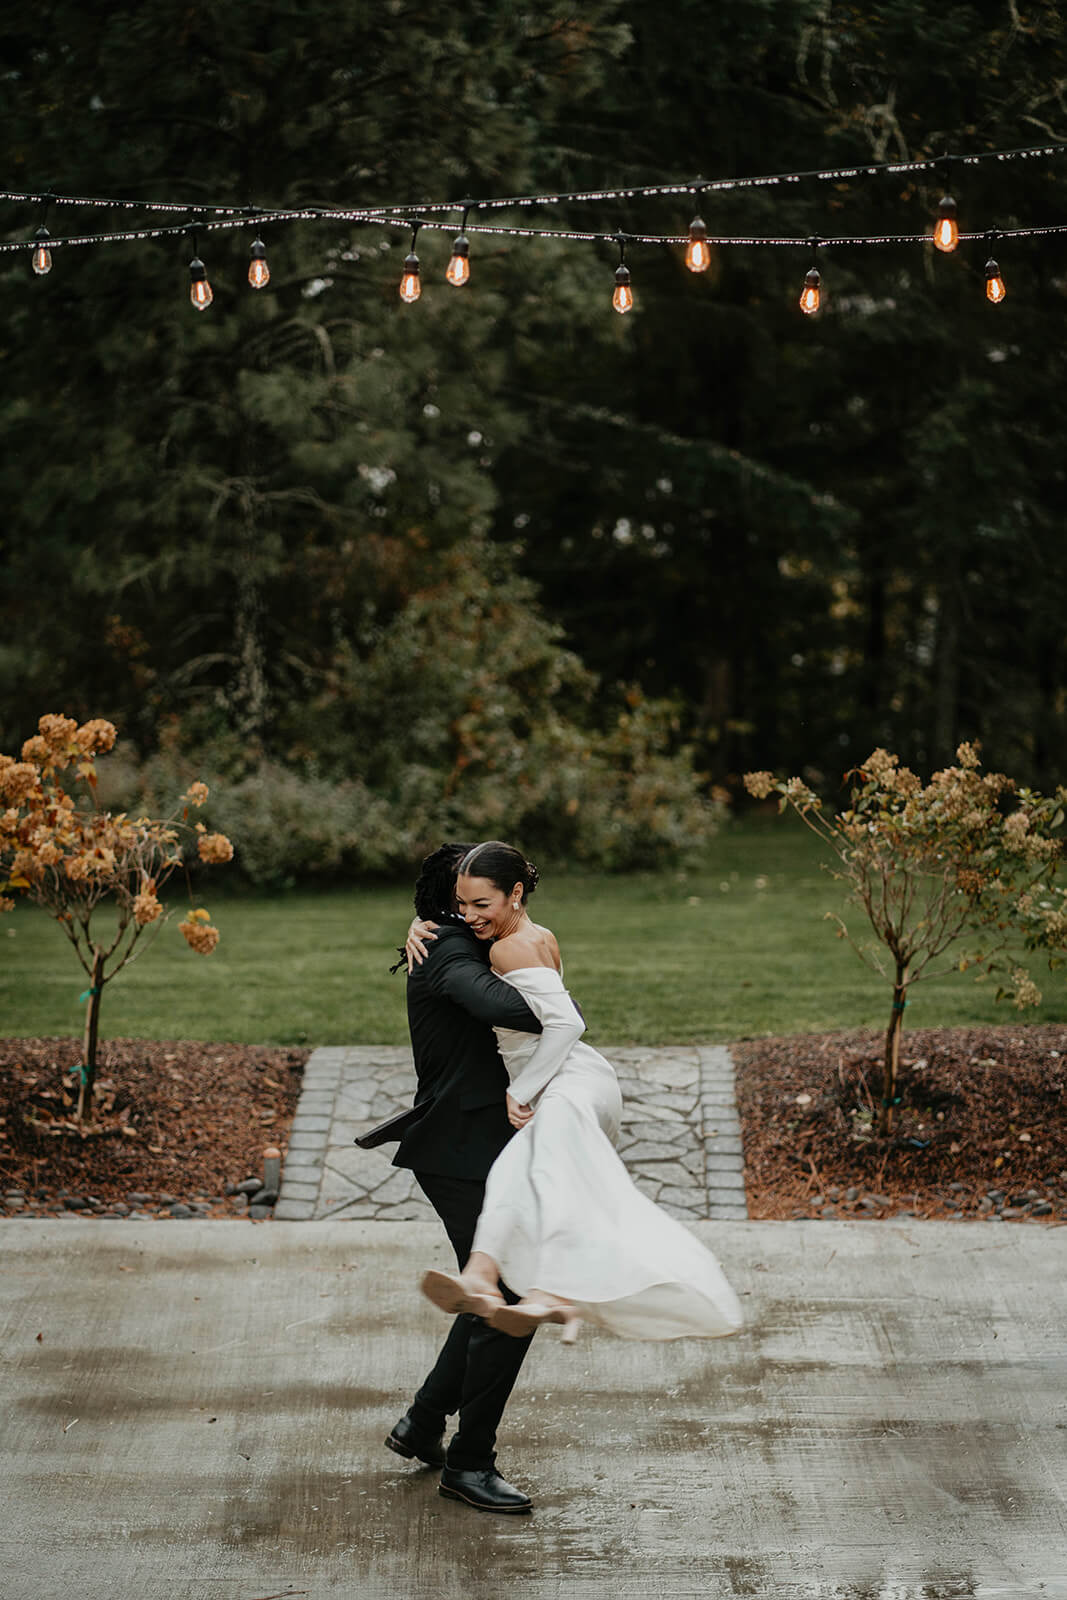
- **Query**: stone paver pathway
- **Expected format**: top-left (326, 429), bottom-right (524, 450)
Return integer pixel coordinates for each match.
top-left (275, 1044), bottom-right (747, 1222)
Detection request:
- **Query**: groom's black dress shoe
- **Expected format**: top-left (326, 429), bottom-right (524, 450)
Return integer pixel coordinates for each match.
top-left (385, 1413), bottom-right (446, 1468)
top-left (438, 1466), bottom-right (533, 1514)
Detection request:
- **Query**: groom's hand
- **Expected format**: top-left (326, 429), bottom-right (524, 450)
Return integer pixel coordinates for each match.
top-left (506, 1093), bottom-right (534, 1129)
top-left (406, 918), bottom-right (440, 973)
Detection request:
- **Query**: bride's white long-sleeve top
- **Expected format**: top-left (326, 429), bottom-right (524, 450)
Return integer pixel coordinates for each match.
top-left (499, 968), bottom-right (591, 1109)
top-left (472, 965), bottom-right (744, 1341)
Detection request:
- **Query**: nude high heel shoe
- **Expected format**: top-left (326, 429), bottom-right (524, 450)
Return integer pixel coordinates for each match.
top-left (490, 1300), bottom-right (582, 1343)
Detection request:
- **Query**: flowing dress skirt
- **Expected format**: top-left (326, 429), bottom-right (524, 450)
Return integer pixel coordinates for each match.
top-left (471, 968), bottom-right (743, 1341)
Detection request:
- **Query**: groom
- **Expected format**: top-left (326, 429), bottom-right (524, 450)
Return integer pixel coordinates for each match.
top-left (384, 842), bottom-right (542, 1514)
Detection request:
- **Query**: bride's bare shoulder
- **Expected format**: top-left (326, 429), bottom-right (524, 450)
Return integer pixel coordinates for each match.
top-left (535, 924), bottom-right (562, 969)
top-left (491, 923), bottom-right (560, 974)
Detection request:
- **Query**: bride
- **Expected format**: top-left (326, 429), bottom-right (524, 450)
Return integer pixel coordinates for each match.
top-left (420, 840), bottom-right (744, 1344)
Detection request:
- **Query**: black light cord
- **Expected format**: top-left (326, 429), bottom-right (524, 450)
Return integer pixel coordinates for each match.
top-left (4, 214), bottom-right (1067, 256)
top-left (2, 134), bottom-right (1064, 222)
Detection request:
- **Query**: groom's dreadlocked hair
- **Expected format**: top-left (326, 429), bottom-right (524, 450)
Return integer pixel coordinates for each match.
top-left (413, 842), bottom-right (476, 922)
top-left (390, 842), bottom-right (474, 973)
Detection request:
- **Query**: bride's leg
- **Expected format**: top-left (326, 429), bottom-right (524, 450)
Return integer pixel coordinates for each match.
top-left (462, 1250), bottom-right (504, 1295)
top-left (525, 1288), bottom-right (572, 1309)
top-left (490, 1292), bottom-right (582, 1343)
top-left (421, 1250), bottom-right (506, 1321)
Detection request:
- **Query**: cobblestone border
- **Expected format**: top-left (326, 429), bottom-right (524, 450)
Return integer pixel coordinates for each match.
top-left (698, 1045), bottom-right (748, 1219)
top-left (275, 1043), bottom-right (748, 1222)
top-left (274, 1046), bottom-right (351, 1220)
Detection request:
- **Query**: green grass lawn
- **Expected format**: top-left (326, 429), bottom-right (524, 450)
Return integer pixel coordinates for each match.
top-left (2, 817), bottom-right (1064, 1046)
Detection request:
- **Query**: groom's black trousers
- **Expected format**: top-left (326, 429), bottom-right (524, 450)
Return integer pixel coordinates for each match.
top-left (410, 1171), bottom-right (534, 1472)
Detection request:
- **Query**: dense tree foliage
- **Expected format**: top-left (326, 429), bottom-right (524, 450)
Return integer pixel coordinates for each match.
top-left (490, 0), bottom-right (1067, 788)
top-left (2, 2), bottom-right (1065, 877)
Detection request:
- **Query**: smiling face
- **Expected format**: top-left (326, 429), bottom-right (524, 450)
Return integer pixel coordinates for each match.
top-left (455, 872), bottom-right (525, 941)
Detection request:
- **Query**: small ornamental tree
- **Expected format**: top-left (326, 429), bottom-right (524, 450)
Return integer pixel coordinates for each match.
top-left (0, 715), bottom-right (233, 1123)
top-left (745, 745), bottom-right (1067, 1134)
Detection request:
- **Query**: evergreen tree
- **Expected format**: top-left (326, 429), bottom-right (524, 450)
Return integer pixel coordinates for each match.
top-left (3, 0), bottom-right (1067, 869)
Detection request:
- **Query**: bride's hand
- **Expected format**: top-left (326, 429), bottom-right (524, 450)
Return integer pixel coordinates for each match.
top-left (406, 917), bottom-right (440, 972)
top-left (507, 1093), bottom-right (534, 1129)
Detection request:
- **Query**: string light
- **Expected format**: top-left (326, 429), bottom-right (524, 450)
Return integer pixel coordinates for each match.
top-left (12, 208), bottom-right (1067, 255)
top-left (185, 227), bottom-right (213, 311)
top-left (934, 195), bottom-right (959, 253)
top-left (799, 240), bottom-right (821, 314)
top-left (932, 157), bottom-right (960, 253)
top-left (446, 234), bottom-right (469, 286)
top-left (189, 256), bottom-right (213, 311)
top-left (31, 226), bottom-right (52, 276)
top-left (612, 235), bottom-right (633, 314)
top-left (2, 139), bottom-right (1064, 318)
top-left (446, 206), bottom-right (472, 286)
top-left (685, 213), bottom-right (710, 273)
top-left (399, 223), bottom-right (422, 303)
top-left (799, 267), bottom-right (821, 314)
top-left (248, 237), bottom-right (270, 289)
top-left (984, 234), bottom-right (1006, 303)
top-left (4, 163), bottom-right (1067, 259)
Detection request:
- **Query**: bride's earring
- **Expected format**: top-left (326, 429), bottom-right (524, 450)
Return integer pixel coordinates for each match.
top-left (512, 901), bottom-right (520, 910)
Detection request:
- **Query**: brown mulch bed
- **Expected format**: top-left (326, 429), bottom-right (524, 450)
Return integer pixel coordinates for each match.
top-left (734, 1023), bottom-right (1067, 1223)
top-left (4, 1025), bottom-right (1066, 1225)
top-left (0, 1037), bottom-right (308, 1218)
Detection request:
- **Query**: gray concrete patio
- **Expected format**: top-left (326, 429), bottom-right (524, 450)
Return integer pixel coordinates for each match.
top-left (2, 1216), bottom-right (1064, 1599)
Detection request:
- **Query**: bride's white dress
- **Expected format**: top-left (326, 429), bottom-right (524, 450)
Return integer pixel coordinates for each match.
top-left (471, 965), bottom-right (744, 1341)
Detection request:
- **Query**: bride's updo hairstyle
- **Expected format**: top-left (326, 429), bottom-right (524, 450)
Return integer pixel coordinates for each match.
top-left (458, 840), bottom-right (540, 903)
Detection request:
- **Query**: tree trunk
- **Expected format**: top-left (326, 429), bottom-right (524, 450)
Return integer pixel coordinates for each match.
top-left (931, 563), bottom-right (961, 767)
top-left (77, 947), bottom-right (105, 1124)
top-left (232, 518), bottom-right (270, 743)
top-left (862, 563), bottom-right (886, 723)
top-left (879, 965), bottom-right (908, 1136)
top-left (1033, 631), bottom-right (1061, 789)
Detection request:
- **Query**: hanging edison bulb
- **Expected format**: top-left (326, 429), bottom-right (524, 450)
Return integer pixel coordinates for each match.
top-left (189, 256), bottom-right (213, 311)
top-left (799, 265), bottom-right (821, 315)
top-left (612, 263), bottom-right (633, 314)
top-left (399, 249), bottom-right (421, 302)
top-left (446, 233), bottom-right (470, 286)
top-left (685, 216), bottom-right (710, 273)
top-left (32, 226), bottom-right (53, 276)
top-left (933, 195), bottom-right (959, 253)
top-left (248, 238), bottom-right (270, 289)
top-left (984, 255), bottom-right (1006, 304)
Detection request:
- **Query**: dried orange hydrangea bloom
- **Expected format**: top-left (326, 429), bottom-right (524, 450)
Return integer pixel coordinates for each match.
top-left (196, 829), bottom-right (235, 865)
top-left (179, 907), bottom-right (221, 954)
top-left (133, 890), bottom-right (164, 926)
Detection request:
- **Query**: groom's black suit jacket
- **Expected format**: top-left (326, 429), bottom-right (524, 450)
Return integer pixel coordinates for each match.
top-left (393, 920), bottom-right (542, 1181)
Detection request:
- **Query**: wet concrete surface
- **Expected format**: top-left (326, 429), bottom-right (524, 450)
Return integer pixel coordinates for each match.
top-left (1, 1219), bottom-right (1065, 1600)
